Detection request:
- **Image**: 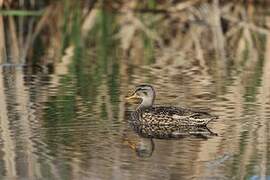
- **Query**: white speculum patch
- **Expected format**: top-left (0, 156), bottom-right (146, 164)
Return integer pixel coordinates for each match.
top-left (172, 114), bottom-right (189, 119)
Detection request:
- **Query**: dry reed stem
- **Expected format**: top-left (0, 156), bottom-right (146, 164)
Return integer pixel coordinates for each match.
top-left (21, 18), bottom-right (34, 62)
top-left (0, 16), bottom-right (6, 63)
top-left (173, 0), bottom-right (207, 12)
top-left (212, 0), bottom-right (227, 64)
top-left (130, 14), bottom-right (163, 48)
top-left (117, 12), bottom-right (137, 52)
top-left (8, 16), bottom-right (20, 63)
top-left (223, 14), bottom-right (270, 35)
top-left (82, 8), bottom-right (98, 37)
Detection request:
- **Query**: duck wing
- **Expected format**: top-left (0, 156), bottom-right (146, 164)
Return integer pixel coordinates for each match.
top-left (141, 106), bottom-right (217, 126)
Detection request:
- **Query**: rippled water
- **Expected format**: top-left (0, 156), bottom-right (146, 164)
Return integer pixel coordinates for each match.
top-left (0, 52), bottom-right (269, 180)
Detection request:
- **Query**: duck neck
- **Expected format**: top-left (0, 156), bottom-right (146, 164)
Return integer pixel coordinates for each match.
top-left (136, 97), bottom-right (154, 110)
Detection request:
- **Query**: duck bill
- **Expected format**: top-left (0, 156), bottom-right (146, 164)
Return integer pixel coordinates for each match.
top-left (125, 93), bottom-right (140, 101)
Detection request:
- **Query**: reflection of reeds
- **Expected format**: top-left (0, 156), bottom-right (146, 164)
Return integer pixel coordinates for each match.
top-left (0, 69), bottom-right (17, 177)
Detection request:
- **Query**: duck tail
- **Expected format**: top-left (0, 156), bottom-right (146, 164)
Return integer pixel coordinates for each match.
top-left (206, 115), bottom-right (219, 125)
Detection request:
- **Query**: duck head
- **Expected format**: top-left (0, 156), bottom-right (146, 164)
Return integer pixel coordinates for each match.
top-left (126, 84), bottom-right (156, 109)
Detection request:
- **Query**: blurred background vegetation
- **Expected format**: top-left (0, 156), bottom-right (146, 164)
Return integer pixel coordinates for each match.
top-left (0, 0), bottom-right (269, 69)
top-left (0, 1), bottom-right (270, 179)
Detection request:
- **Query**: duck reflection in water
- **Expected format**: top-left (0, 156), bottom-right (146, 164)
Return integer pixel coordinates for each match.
top-left (123, 126), bottom-right (217, 158)
top-left (126, 84), bottom-right (218, 139)
top-left (123, 134), bottom-right (155, 158)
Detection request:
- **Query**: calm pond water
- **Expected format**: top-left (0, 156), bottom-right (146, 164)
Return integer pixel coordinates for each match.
top-left (0, 57), bottom-right (269, 180)
top-left (0, 2), bottom-right (270, 180)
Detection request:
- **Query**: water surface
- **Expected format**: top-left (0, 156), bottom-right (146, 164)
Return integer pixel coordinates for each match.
top-left (0, 58), bottom-right (269, 180)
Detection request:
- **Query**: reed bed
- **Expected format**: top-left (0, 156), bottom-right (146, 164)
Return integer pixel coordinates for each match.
top-left (0, 0), bottom-right (268, 67)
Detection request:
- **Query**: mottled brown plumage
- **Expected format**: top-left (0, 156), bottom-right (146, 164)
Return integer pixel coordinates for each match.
top-left (126, 84), bottom-right (218, 138)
